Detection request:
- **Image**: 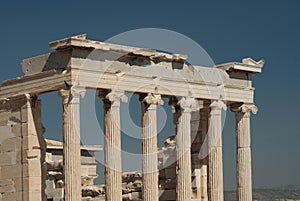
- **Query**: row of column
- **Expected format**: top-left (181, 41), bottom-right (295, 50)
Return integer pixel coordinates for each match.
top-left (58, 87), bottom-right (257, 201)
top-left (206, 101), bottom-right (257, 201)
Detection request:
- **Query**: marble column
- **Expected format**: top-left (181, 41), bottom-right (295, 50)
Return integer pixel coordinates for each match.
top-left (171, 97), bottom-right (200, 201)
top-left (231, 103), bottom-right (257, 201)
top-left (207, 100), bottom-right (226, 201)
top-left (59, 87), bottom-right (85, 201)
top-left (140, 93), bottom-right (163, 201)
top-left (99, 90), bottom-right (127, 201)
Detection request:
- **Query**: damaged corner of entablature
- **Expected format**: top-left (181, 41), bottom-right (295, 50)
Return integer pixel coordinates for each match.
top-left (0, 94), bottom-right (38, 112)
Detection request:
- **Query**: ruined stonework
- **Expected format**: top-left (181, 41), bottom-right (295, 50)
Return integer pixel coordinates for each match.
top-left (0, 95), bottom-right (46, 201)
top-left (0, 34), bottom-right (263, 201)
top-left (44, 139), bottom-right (101, 200)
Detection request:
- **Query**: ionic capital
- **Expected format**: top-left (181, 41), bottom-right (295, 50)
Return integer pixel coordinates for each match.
top-left (171, 96), bottom-right (200, 113)
top-left (231, 103), bottom-right (258, 115)
top-left (140, 93), bottom-right (164, 106)
top-left (99, 90), bottom-right (128, 107)
top-left (209, 100), bottom-right (227, 111)
top-left (71, 86), bottom-right (86, 98)
top-left (59, 86), bottom-right (86, 104)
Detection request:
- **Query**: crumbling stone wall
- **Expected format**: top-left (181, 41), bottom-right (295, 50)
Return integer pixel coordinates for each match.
top-left (44, 139), bottom-right (100, 201)
top-left (0, 95), bottom-right (46, 201)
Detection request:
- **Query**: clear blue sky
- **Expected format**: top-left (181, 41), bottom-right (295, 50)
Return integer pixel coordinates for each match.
top-left (0, 1), bottom-right (299, 190)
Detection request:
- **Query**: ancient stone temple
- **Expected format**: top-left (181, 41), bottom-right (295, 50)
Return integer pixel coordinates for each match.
top-left (0, 34), bottom-right (263, 201)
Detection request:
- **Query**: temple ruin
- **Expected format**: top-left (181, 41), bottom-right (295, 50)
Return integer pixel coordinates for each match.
top-left (0, 34), bottom-right (263, 201)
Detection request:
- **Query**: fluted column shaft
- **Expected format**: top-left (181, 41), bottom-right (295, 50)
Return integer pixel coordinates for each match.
top-left (232, 104), bottom-right (257, 201)
top-left (140, 93), bottom-right (163, 201)
top-left (59, 87), bottom-right (85, 201)
top-left (100, 90), bottom-right (127, 201)
top-left (171, 97), bottom-right (200, 201)
top-left (208, 100), bottom-right (226, 201)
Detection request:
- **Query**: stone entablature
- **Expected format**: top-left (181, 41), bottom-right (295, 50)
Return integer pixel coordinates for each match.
top-left (1, 34), bottom-right (263, 103)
